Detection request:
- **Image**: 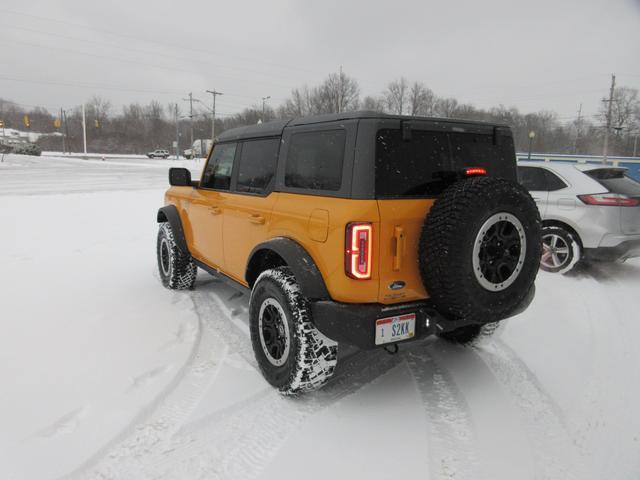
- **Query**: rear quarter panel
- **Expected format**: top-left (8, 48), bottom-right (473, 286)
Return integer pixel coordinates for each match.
top-left (268, 193), bottom-right (380, 303)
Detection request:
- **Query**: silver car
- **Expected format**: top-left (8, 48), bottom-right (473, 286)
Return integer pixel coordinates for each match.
top-left (517, 161), bottom-right (640, 273)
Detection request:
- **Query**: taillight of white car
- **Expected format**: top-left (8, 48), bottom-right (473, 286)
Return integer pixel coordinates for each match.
top-left (578, 193), bottom-right (640, 207)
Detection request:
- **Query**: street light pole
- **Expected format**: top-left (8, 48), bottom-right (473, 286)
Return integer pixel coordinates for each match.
top-left (261, 96), bottom-right (271, 121)
top-left (60, 108), bottom-right (65, 154)
top-left (527, 131), bottom-right (536, 161)
top-left (205, 89), bottom-right (223, 142)
top-left (183, 92), bottom-right (194, 148)
top-left (81, 103), bottom-right (88, 154)
top-left (175, 104), bottom-right (180, 160)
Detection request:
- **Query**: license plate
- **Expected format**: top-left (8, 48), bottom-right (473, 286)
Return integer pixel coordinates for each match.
top-left (375, 313), bottom-right (416, 345)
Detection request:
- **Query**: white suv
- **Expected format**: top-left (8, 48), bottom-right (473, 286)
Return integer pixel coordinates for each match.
top-left (518, 161), bottom-right (640, 273)
top-left (147, 149), bottom-right (170, 159)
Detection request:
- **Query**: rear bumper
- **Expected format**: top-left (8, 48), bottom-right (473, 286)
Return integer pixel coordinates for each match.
top-left (584, 238), bottom-right (640, 262)
top-left (310, 285), bottom-right (535, 350)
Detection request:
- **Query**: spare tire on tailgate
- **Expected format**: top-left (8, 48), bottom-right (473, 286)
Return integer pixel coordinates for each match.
top-left (419, 176), bottom-right (541, 326)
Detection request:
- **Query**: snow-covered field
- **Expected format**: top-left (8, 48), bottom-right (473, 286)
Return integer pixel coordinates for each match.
top-left (1, 154), bottom-right (639, 480)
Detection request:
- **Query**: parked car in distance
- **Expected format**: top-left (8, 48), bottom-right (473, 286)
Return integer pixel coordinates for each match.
top-left (518, 161), bottom-right (640, 273)
top-left (147, 149), bottom-right (170, 159)
top-left (156, 112), bottom-right (541, 394)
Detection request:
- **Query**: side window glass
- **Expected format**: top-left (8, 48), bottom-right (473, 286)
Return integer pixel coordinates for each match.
top-left (201, 143), bottom-right (237, 190)
top-left (543, 170), bottom-right (568, 191)
top-left (285, 130), bottom-right (346, 191)
top-left (518, 166), bottom-right (547, 191)
top-left (237, 138), bottom-right (280, 194)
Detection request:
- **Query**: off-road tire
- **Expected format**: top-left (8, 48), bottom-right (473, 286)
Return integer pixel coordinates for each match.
top-left (420, 177), bottom-right (541, 332)
top-left (157, 222), bottom-right (197, 290)
top-left (249, 267), bottom-right (338, 395)
top-left (540, 225), bottom-right (581, 274)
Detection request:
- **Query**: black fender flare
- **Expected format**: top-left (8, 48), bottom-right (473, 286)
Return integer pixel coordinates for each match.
top-left (157, 205), bottom-right (189, 255)
top-left (246, 237), bottom-right (330, 300)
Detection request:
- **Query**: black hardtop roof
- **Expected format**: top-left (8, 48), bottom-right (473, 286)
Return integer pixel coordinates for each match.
top-left (215, 111), bottom-right (510, 142)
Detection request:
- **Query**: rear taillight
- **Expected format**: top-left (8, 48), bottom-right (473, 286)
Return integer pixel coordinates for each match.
top-left (578, 193), bottom-right (640, 207)
top-left (345, 222), bottom-right (372, 279)
top-left (465, 167), bottom-right (487, 176)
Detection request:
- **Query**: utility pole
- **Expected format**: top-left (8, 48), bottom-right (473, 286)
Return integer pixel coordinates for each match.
top-left (63, 109), bottom-right (70, 154)
top-left (602, 74), bottom-right (616, 165)
top-left (573, 103), bottom-right (582, 154)
top-left (81, 103), bottom-right (88, 154)
top-left (338, 65), bottom-right (343, 113)
top-left (205, 89), bottom-right (223, 141)
top-left (60, 107), bottom-right (66, 154)
top-left (261, 96), bottom-right (271, 121)
top-left (183, 92), bottom-right (194, 148)
top-left (174, 103), bottom-right (180, 160)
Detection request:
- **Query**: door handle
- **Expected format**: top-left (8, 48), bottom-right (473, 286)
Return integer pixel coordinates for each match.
top-left (208, 206), bottom-right (221, 215)
top-left (249, 214), bottom-right (265, 225)
top-left (393, 226), bottom-right (405, 271)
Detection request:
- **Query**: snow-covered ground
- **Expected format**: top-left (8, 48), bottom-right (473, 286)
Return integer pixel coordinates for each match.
top-left (1, 154), bottom-right (639, 480)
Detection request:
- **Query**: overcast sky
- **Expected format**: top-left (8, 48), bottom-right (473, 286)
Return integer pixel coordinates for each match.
top-left (1, 0), bottom-right (639, 124)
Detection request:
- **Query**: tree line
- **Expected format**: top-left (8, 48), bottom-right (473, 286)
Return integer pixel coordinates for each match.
top-left (1, 70), bottom-right (639, 156)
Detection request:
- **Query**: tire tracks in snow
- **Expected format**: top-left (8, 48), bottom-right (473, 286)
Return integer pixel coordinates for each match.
top-left (406, 347), bottom-right (482, 479)
top-left (476, 339), bottom-right (585, 479)
top-left (566, 266), bottom-right (639, 478)
top-left (70, 280), bottom-right (404, 479)
top-left (69, 274), bottom-right (587, 480)
top-left (65, 286), bottom-right (227, 480)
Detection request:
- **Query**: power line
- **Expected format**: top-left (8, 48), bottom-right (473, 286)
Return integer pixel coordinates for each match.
top-left (0, 23), bottom-right (317, 86)
top-left (0, 8), bottom-right (327, 78)
top-left (0, 36), bottom-right (307, 91)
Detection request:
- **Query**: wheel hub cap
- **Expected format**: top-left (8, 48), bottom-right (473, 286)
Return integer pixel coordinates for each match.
top-left (159, 238), bottom-right (171, 276)
top-left (258, 298), bottom-right (290, 367)
top-left (541, 233), bottom-right (570, 269)
top-left (472, 212), bottom-right (527, 291)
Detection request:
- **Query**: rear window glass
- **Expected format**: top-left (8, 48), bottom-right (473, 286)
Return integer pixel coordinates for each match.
top-left (585, 169), bottom-right (640, 197)
top-left (449, 132), bottom-right (516, 178)
top-left (237, 138), bottom-right (280, 194)
top-left (376, 129), bottom-right (450, 197)
top-left (285, 130), bottom-right (345, 191)
top-left (376, 129), bottom-right (516, 198)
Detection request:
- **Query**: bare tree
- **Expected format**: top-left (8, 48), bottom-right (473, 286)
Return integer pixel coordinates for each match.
top-left (87, 96), bottom-right (111, 124)
top-left (408, 82), bottom-right (436, 116)
top-left (434, 97), bottom-right (459, 118)
top-left (599, 86), bottom-right (639, 134)
top-left (384, 78), bottom-right (409, 114)
top-left (361, 95), bottom-right (386, 112)
top-left (279, 87), bottom-right (314, 117)
top-left (317, 70), bottom-right (360, 113)
top-left (279, 70), bottom-right (360, 116)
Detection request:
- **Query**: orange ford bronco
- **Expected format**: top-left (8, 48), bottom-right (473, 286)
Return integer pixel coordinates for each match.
top-left (156, 111), bottom-right (542, 394)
